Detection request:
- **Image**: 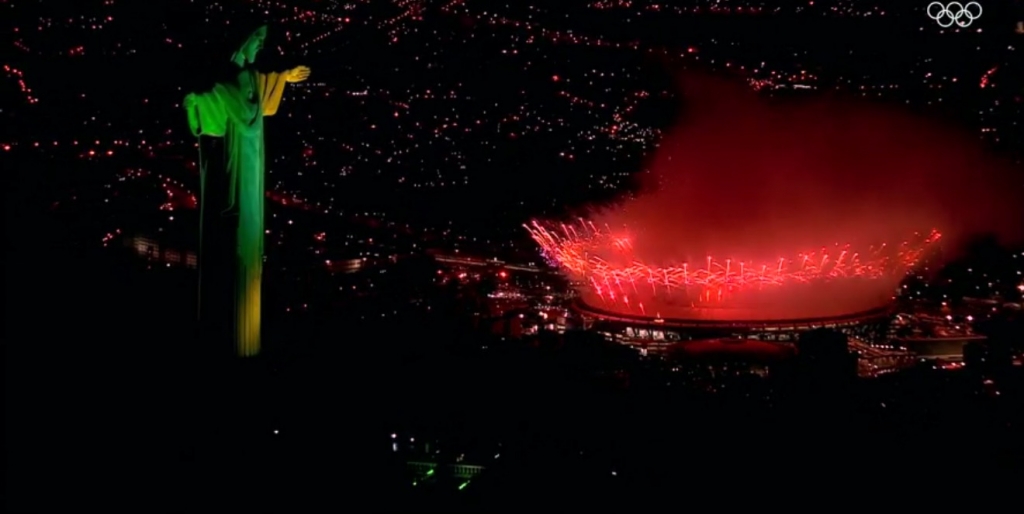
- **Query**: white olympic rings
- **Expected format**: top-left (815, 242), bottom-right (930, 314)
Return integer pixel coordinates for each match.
top-left (927, 2), bottom-right (983, 28)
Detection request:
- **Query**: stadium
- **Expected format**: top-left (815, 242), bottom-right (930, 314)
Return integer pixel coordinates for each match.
top-left (571, 297), bottom-right (892, 353)
top-left (527, 219), bottom-right (941, 353)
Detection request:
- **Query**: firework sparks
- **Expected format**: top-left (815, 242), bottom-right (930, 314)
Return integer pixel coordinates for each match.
top-left (526, 219), bottom-right (940, 317)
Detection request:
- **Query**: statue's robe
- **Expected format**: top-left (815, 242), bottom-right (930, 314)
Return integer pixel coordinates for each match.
top-left (185, 68), bottom-right (288, 357)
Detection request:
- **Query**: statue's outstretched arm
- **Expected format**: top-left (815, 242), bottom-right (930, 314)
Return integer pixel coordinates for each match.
top-left (259, 66), bottom-right (311, 117)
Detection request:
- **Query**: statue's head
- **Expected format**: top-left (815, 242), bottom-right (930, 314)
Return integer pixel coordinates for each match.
top-left (232, 25), bottom-right (268, 66)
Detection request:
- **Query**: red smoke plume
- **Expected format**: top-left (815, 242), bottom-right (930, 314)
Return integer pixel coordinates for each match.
top-left (540, 75), bottom-right (1023, 320)
top-left (596, 75), bottom-right (1022, 263)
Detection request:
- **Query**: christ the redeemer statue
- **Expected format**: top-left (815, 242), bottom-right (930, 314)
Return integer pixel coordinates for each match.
top-left (183, 26), bottom-right (310, 357)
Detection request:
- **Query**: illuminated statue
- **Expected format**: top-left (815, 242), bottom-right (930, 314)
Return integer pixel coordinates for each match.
top-left (183, 26), bottom-right (311, 357)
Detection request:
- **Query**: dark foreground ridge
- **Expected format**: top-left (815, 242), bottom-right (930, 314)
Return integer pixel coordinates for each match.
top-left (7, 237), bottom-right (1024, 510)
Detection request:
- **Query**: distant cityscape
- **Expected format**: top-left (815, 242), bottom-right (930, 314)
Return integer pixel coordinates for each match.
top-left (5, 0), bottom-right (1024, 509)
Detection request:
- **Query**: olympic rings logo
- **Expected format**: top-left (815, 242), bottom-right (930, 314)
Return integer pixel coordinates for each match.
top-left (927, 2), bottom-right (983, 28)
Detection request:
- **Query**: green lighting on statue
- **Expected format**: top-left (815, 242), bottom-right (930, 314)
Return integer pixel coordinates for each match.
top-left (184, 25), bottom-right (311, 357)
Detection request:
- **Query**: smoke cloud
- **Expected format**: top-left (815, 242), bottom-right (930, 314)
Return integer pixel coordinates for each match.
top-left (596, 74), bottom-right (1022, 263)
top-left (582, 74), bottom-right (1023, 319)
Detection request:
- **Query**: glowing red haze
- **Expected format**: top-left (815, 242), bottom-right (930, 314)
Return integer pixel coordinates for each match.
top-left (531, 76), bottom-right (1023, 321)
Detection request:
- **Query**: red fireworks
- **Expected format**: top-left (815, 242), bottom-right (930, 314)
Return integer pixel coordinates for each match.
top-left (526, 219), bottom-right (941, 317)
top-left (521, 75), bottom-right (1020, 320)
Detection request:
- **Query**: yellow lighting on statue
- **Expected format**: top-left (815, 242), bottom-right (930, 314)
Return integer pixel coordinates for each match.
top-left (237, 268), bottom-right (262, 357)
